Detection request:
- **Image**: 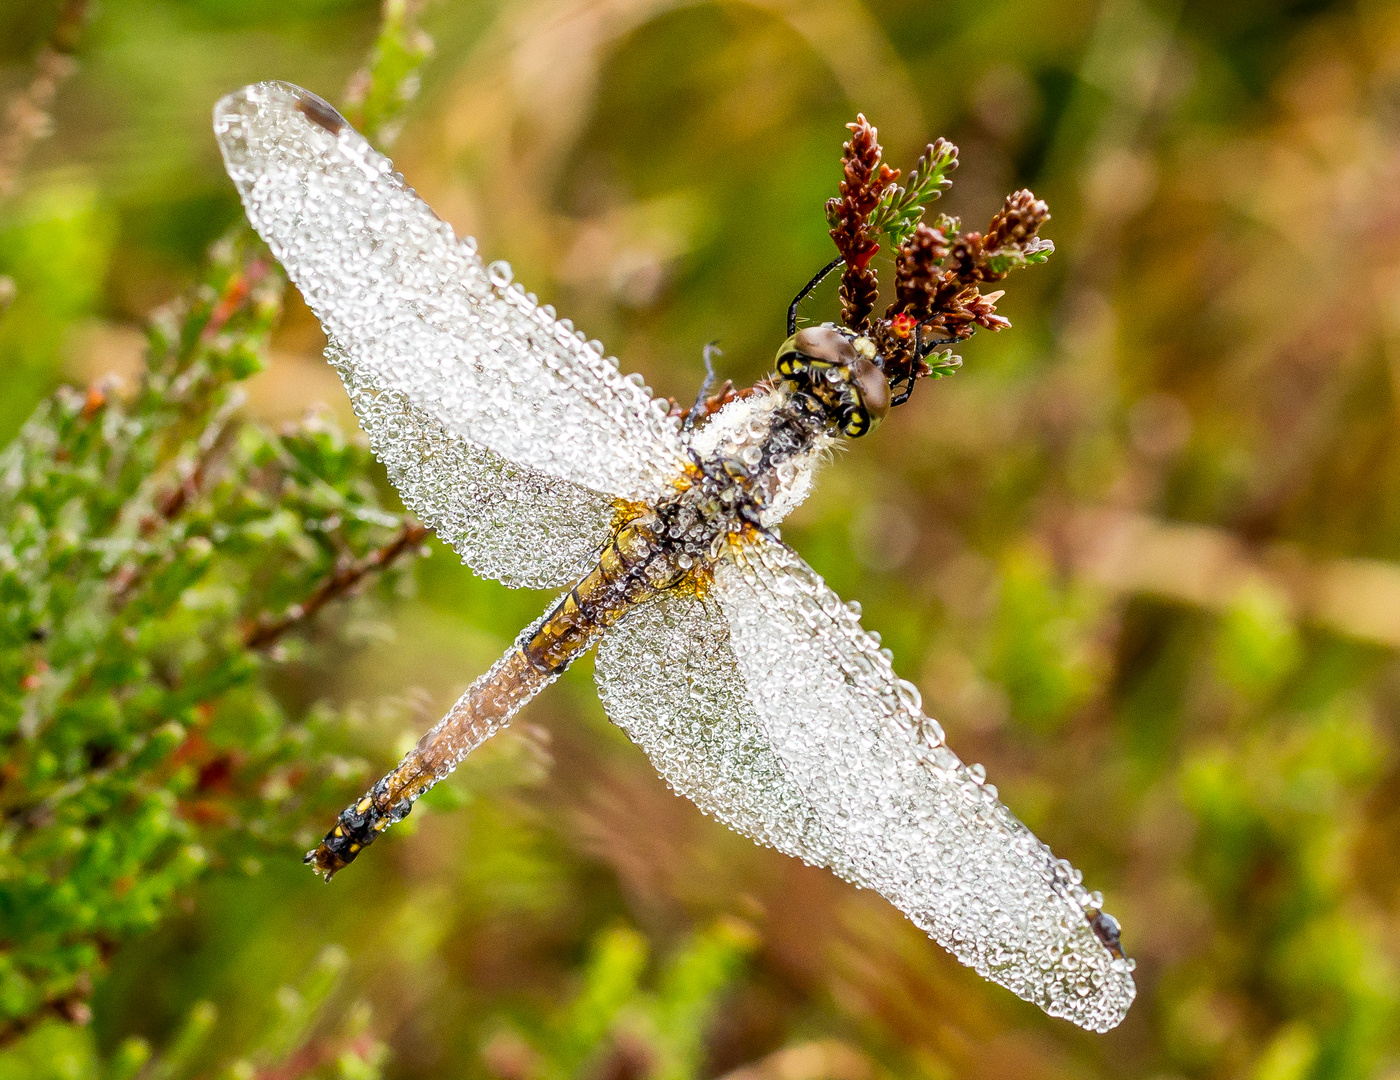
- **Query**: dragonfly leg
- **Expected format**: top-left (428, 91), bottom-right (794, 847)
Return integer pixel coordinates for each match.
top-left (787, 255), bottom-right (844, 336)
top-left (737, 500), bottom-right (784, 547)
top-left (891, 324), bottom-right (964, 407)
top-left (684, 342), bottom-right (723, 430)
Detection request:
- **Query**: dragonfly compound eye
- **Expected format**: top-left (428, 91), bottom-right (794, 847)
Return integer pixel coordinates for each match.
top-left (791, 325), bottom-right (856, 366)
top-left (778, 324), bottom-right (886, 437)
top-left (843, 356), bottom-right (890, 437)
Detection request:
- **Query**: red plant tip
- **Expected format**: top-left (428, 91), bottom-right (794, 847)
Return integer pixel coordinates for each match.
top-left (81, 385), bottom-right (106, 419)
top-left (204, 273), bottom-right (251, 339)
top-left (890, 313), bottom-right (917, 338)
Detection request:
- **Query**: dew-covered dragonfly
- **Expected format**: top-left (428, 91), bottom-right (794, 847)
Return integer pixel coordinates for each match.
top-left (214, 81), bottom-right (1135, 1032)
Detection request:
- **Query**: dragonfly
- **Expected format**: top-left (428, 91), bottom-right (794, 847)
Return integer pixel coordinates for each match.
top-left (214, 81), bottom-right (1135, 1032)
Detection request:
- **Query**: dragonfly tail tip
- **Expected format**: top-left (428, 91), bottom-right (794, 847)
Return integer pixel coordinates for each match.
top-left (304, 843), bottom-right (346, 881)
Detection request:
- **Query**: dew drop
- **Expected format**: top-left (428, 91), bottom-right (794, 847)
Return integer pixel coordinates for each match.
top-left (487, 260), bottom-right (513, 288)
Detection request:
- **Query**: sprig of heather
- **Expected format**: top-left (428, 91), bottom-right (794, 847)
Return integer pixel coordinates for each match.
top-left (868, 137), bottom-right (958, 251)
top-left (888, 193), bottom-right (1050, 340)
top-left (342, 0), bottom-right (435, 148)
top-left (948, 189), bottom-right (1055, 282)
top-left (825, 115), bottom-right (899, 329)
top-left (817, 119), bottom-right (1053, 400)
top-left (0, 231), bottom-right (428, 1045)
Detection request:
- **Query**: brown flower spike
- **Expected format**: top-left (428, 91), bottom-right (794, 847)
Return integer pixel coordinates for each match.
top-left (826, 115), bottom-right (899, 329)
top-left (891, 222), bottom-right (950, 320)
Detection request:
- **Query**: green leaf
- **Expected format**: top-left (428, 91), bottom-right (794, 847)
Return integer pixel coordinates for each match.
top-left (868, 139), bottom-right (959, 250)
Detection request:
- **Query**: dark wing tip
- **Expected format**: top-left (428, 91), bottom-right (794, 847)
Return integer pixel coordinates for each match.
top-left (291, 88), bottom-right (346, 135)
top-left (212, 81), bottom-right (347, 139)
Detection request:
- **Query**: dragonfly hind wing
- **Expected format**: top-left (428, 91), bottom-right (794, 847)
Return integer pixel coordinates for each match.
top-left (214, 82), bottom-right (688, 516)
top-left (594, 587), bottom-right (841, 869)
top-left (713, 537), bottom-right (1136, 1033)
top-left (332, 349), bottom-right (613, 588)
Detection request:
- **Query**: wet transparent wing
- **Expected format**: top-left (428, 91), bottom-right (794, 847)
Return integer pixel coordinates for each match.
top-left (713, 537), bottom-right (1136, 1033)
top-left (213, 81), bottom-right (688, 510)
top-left (594, 588), bottom-right (839, 866)
top-left (333, 351), bottom-right (611, 588)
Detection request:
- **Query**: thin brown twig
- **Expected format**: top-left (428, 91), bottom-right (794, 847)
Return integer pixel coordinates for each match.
top-left (106, 396), bottom-right (241, 603)
top-left (0, 988), bottom-right (92, 1051)
top-left (244, 520), bottom-right (429, 651)
top-left (255, 1033), bottom-right (378, 1080)
top-left (143, 388), bottom-right (243, 533)
top-left (0, 0), bottom-right (89, 199)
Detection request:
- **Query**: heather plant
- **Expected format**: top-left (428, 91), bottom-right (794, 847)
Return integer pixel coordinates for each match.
top-left (0, 227), bottom-right (426, 1048)
top-left (482, 920), bottom-right (757, 1080)
top-left (0, 3), bottom-right (432, 1069)
top-left (0, 945), bottom-right (386, 1080)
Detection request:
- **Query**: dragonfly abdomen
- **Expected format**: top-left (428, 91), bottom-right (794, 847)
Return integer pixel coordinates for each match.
top-left (305, 519), bottom-right (685, 879)
top-left (523, 520), bottom-right (682, 674)
top-left (308, 391), bottom-right (833, 879)
top-left (304, 645), bottom-right (555, 879)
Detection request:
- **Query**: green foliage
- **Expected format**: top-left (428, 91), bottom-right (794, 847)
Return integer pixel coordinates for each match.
top-left (0, 181), bottom-right (115, 440)
top-left (492, 920), bottom-right (758, 1080)
top-left (0, 8), bottom-right (446, 1052)
top-left (343, 0), bottom-right (434, 148)
top-left (981, 237), bottom-right (1055, 278)
top-left (921, 348), bottom-right (961, 380)
top-left (0, 232), bottom-right (423, 1042)
top-left (867, 138), bottom-right (958, 250)
top-left (985, 547), bottom-right (1102, 732)
top-left (1215, 583), bottom-right (1302, 700)
top-left (1177, 692), bottom-right (1397, 1078)
top-left (538, 926), bottom-right (648, 1080)
top-left (0, 948), bottom-right (384, 1080)
top-left (644, 919), bottom-right (757, 1080)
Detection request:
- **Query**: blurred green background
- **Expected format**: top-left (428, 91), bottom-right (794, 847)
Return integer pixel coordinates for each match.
top-left (5, 0), bottom-right (1400, 1076)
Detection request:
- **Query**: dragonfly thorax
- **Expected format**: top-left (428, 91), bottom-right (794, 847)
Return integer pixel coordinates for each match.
top-left (638, 386), bottom-right (836, 577)
top-left (589, 333), bottom-right (886, 605)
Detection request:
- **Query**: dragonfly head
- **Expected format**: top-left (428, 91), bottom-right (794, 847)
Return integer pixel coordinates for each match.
top-left (775, 324), bottom-right (890, 437)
